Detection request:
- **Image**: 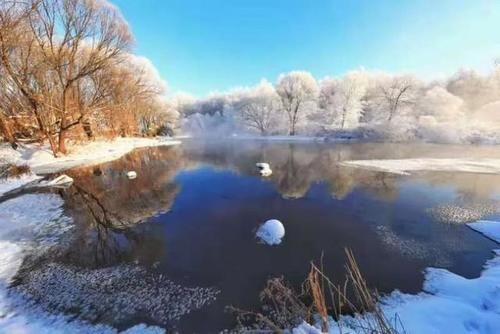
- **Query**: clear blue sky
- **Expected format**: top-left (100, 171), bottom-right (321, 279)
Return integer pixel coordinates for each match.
top-left (112, 0), bottom-right (500, 97)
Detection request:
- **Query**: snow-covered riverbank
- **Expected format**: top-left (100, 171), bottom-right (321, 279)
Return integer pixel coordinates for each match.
top-left (0, 137), bottom-right (181, 174)
top-left (0, 190), bottom-right (167, 333)
top-left (293, 220), bottom-right (500, 334)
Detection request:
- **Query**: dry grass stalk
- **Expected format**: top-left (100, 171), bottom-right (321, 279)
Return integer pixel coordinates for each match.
top-left (229, 249), bottom-right (405, 334)
top-left (0, 163), bottom-right (31, 179)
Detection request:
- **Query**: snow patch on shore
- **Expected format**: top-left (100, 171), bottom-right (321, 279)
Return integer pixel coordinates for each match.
top-left (341, 158), bottom-right (500, 175)
top-left (295, 250), bottom-right (500, 334)
top-left (0, 174), bottom-right (42, 196)
top-left (294, 220), bottom-right (500, 334)
top-left (0, 191), bottom-right (165, 333)
top-left (0, 137), bottom-right (180, 174)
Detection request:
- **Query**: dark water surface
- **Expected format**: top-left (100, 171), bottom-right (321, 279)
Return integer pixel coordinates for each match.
top-left (58, 140), bottom-right (500, 332)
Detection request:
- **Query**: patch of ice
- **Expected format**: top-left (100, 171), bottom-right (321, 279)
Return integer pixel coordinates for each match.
top-left (341, 158), bottom-right (500, 175)
top-left (15, 263), bottom-right (219, 326)
top-left (467, 220), bottom-right (500, 243)
top-left (256, 219), bottom-right (285, 245)
top-left (429, 203), bottom-right (500, 224)
top-left (375, 225), bottom-right (450, 266)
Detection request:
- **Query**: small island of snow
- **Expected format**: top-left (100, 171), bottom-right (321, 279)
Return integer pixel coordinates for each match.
top-left (256, 219), bottom-right (285, 245)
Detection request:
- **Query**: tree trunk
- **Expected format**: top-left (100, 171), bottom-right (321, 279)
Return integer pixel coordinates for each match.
top-left (341, 108), bottom-right (347, 129)
top-left (47, 134), bottom-right (58, 157)
top-left (58, 130), bottom-right (67, 154)
top-left (82, 120), bottom-right (93, 139)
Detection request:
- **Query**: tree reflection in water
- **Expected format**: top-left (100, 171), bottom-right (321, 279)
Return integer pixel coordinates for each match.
top-left (60, 146), bottom-right (183, 267)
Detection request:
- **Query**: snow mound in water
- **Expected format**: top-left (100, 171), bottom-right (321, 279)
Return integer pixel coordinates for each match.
top-left (256, 162), bottom-right (272, 176)
top-left (256, 219), bottom-right (285, 245)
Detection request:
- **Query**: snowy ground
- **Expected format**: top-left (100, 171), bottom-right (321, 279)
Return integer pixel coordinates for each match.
top-left (341, 158), bottom-right (500, 175)
top-left (230, 134), bottom-right (326, 142)
top-left (295, 219), bottom-right (500, 334)
top-left (0, 190), bottom-right (166, 333)
top-left (0, 137), bottom-right (181, 174)
top-left (0, 173), bottom-right (42, 197)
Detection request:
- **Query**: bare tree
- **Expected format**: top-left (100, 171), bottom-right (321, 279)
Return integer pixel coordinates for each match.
top-left (236, 81), bottom-right (282, 135)
top-left (377, 75), bottom-right (418, 122)
top-left (25, 0), bottom-right (133, 154)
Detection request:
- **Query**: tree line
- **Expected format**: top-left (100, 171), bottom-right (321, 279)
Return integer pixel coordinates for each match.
top-left (180, 67), bottom-right (500, 144)
top-left (0, 0), bottom-right (177, 156)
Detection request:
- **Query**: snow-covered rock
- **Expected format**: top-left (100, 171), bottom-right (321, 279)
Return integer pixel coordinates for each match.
top-left (256, 219), bottom-right (285, 245)
top-left (256, 162), bottom-right (270, 170)
top-left (256, 162), bottom-right (273, 176)
top-left (0, 174), bottom-right (42, 197)
top-left (37, 174), bottom-right (74, 189)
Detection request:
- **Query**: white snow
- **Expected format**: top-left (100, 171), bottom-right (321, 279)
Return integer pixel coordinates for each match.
top-left (0, 137), bottom-right (181, 174)
top-left (0, 174), bottom-right (42, 196)
top-left (256, 219), bottom-right (285, 245)
top-left (341, 158), bottom-right (500, 175)
top-left (256, 162), bottom-right (273, 176)
top-left (0, 192), bottom-right (165, 333)
top-left (294, 219), bottom-right (500, 334)
top-left (37, 174), bottom-right (74, 189)
top-left (467, 220), bottom-right (500, 243)
top-left (256, 162), bottom-right (270, 170)
top-left (231, 134), bottom-right (326, 142)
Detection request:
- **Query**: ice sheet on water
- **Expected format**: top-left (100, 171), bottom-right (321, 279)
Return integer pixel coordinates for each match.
top-left (467, 220), bottom-right (500, 243)
top-left (342, 158), bottom-right (500, 175)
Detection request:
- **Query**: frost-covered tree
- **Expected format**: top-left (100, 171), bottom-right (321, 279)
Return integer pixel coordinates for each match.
top-left (415, 86), bottom-right (466, 142)
top-left (312, 74), bottom-right (367, 131)
top-left (313, 78), bottom-right (338, 130)
top-left (418, 86), bottom-right (465, 123)
top-left (446, 68), bottom-right (500, 111)
top-left (276, 71), bottom-right (318, 135)
top-left (236, 80), bottom-right (283, 135)
top-left (376, 75), bottom-right (419, 122)
top-left (333, 71), bottom-right (368, 129)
